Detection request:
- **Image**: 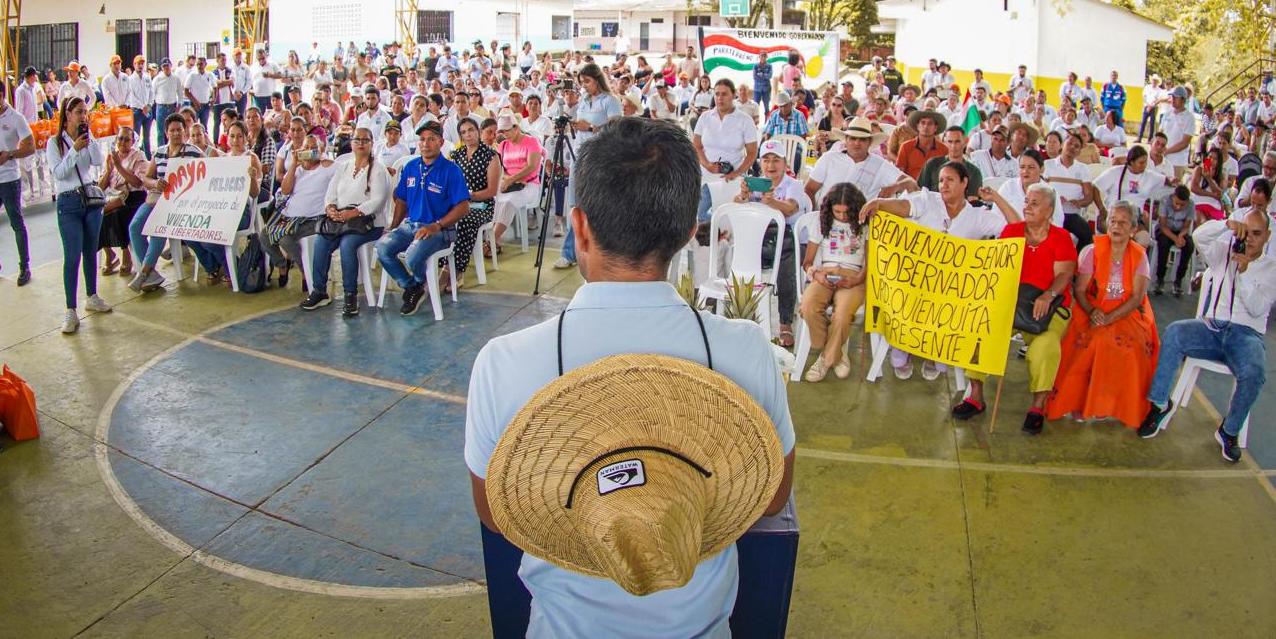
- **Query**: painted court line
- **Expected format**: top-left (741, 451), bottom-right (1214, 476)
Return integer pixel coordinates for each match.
top-left (98, 306), bottom-right (483, 599)
top-left (113, 310), bottom-right (466, 404)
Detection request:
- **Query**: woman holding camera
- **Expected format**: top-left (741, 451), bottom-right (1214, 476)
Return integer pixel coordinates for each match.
top-left (47, 96), bottom-right (110, 333)
top-left (128, 113), bottom-right (205, 294)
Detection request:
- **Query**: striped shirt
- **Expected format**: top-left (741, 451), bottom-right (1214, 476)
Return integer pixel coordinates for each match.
top-left (149, 143), bottom-right (206, 195)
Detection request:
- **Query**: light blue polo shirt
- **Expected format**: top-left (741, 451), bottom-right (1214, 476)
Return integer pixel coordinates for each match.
top-left (465, 281), bottom-right (795, 639)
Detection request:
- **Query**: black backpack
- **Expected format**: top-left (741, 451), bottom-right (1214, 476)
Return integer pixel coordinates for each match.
top-left (236, 234), bottom-right (269, 294)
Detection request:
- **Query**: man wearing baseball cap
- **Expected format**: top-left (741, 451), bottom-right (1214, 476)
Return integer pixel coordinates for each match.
top-left (467, 116), bottom-right (794, 638)
top-left (101, 55), bottom-right (129, 109)
top-left (58, 61), bottom-right (96, 109)
top-left (1160, 86), bottom-right (1195, 176)
top-left (151, 58), bottom-right (181, 146)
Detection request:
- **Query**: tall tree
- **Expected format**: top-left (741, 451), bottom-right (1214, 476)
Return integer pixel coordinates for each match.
top-left (804, 0), bottom-right (879, 47)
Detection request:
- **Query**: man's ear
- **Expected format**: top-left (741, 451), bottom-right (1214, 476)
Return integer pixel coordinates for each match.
top-left (570, 207), bottom-right (590, 254)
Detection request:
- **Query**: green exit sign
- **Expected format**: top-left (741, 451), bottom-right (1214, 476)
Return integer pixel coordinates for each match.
top-left (720, 0), bottom-right (749, 17)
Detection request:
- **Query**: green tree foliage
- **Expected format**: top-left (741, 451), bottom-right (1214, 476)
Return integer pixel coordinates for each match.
top-left (802, 0), bottom-right (879, 47)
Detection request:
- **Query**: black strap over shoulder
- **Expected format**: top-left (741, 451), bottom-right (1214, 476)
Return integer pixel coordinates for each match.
top-left (557, 304), bottom-right (713, 376)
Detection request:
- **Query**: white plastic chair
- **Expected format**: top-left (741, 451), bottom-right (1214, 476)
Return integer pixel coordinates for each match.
top-left (191, 198), bottom-right (264, 293)
top-left (865, 330), bottom-right (968, 391)
top-left (298, 235), bottom-right (317, 292)
top-left (1109, 147), bottom-right (1129, 160)
top-left (697, 203), bottom-right (785, 337)
top-left (1157, 280), bottom-right (1252, 447)
top-left (789, 211), bottom-right (821, 382)
top-left (376, 245), bottom-right (457, 321)
top-left (470, 220), bottom-right (498, 285)
top-left (512, 203), bottom-right (544, 253)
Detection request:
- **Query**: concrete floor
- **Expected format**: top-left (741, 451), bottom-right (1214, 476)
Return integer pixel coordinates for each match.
top-left (2, 216), bottom-right (1275, 638)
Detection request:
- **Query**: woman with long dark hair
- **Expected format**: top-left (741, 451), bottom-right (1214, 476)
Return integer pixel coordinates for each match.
top-left (46, 96), bottom-right (110, 333)
top-left (450, 118), bottom-right (499, 280)
top-left (1092, 144), bottom-right (1171, 240)
top-left (799, 183), bottom-right (868, 382)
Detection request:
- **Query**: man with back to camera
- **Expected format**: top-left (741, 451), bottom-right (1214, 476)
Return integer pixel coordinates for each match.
top-left (465, 117), bottom-right (795, 638)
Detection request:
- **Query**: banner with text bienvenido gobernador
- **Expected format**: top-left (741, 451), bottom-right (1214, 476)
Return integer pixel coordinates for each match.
top-left (141, 157), bottom-right (251, 246)
top-left (866, 214), bottom-right (1024, 377)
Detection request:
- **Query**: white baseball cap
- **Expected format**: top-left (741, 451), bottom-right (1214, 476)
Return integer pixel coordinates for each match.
top-left (759, 139), bottom-right (784, 159)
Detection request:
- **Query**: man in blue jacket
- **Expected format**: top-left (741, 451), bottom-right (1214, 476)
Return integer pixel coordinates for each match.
top-left (1101, 70), bottom-right (1127, 126)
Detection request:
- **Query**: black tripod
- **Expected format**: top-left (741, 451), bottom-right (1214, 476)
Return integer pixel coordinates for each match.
top-left (532, 119), bottom-right (576, 295)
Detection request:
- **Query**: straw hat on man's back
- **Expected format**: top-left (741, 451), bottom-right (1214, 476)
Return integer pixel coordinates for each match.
top-left (485, 354), bottom-right (785, 596)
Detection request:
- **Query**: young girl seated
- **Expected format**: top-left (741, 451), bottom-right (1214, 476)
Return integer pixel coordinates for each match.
top-left (799, 183), bottom-right (869, 382)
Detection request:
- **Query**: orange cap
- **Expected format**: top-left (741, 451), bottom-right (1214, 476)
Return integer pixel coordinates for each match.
top-left (64, 61), bottom-right (83, 73)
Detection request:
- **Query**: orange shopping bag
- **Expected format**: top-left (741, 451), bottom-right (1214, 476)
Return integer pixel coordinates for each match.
top-left (89, 110), bottom-right (115, 137)
top-left (111, 107), bottom-right (135, 132)
top-left (0, 365), bottom-right (39, 441)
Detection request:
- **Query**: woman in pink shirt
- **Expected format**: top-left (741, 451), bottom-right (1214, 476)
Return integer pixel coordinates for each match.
top-left (781, 51), bottom-right (803, 92)
top-left (492, 113), bottom-right (543, 251)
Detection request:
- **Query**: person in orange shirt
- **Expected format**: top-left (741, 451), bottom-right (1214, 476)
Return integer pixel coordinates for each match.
top-left (894, 109), bottom-right (946, 180)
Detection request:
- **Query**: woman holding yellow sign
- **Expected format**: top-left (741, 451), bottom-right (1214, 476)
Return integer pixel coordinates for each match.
top-left (860, 162), bottom-right (1021, 381)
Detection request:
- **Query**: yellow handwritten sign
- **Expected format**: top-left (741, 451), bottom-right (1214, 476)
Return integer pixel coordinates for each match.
top-left (866, 214), bottom-right (1023, 376)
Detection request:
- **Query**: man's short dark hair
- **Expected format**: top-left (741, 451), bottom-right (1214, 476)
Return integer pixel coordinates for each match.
top-left (575, 117), bottom-right (698, 268)
top-left (713, 77), bottom-right (735, 94)
top-left (1173, 184), bottom-right (1191, 201)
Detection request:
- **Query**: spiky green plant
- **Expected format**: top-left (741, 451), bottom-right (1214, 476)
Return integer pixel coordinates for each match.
top-left (675, 272), bottom-right (703, 311)
top-left (722, 274), bottom-right (762, 323)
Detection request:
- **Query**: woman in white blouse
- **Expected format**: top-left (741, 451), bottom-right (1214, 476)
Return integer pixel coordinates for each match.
top-left (989, 149), bottom-right (1064, 227)
top-left (1094, 110), bottom-right (1126, 153)
top-left (300, 127), bottom-right (389, 316)
top-left (47, 95), bottom-right (111, 333)
top-left (189, 121), bottom-right (262, 283)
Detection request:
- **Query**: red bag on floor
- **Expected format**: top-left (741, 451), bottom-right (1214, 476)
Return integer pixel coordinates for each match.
top-left (0, 365), bottom-right (39, 441)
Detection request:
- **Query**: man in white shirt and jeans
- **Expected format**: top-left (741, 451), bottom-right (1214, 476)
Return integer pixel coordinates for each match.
top-left (1160, 86), bottom-right (1196, 178)
top-left (184, 57), bottom-right (215, 129)
top-left (1140, 209), bottom-right (1275, 463)
top-left (151, 58), bottom-right (182, 146)
top-left (0, 80), bottom-right (35, 286)
top-left (692, 77), bottom-right (757, 223)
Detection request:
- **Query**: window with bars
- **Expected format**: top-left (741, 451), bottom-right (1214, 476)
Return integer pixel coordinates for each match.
top-left (417, 10), bottom-right (452, 45)
top-left (146, 18), bottom-right (169, 62)
top-left (11, 23), bottom-right (79, 78)
top-left (686, 15), bottom-right (712, 26)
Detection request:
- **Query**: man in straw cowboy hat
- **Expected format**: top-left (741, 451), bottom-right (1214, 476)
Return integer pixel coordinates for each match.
top-left (894, 108), bottom-right (947, 181)
top-left (805, 115), bottom-right (913, 206)
top-left (466, 117), bottom-right (795, 637)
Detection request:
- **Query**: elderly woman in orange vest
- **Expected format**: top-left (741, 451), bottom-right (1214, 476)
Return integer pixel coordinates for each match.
top-left (1047, 201), bottom-right (1160, 427)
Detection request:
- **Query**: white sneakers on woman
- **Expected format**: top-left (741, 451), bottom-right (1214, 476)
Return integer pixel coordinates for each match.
top-left (60, 311), bottom-right (79, 334)
top-left (61, 296), bottom-right (112, 335)
top-left (805, 358), bottom-right (852, 382)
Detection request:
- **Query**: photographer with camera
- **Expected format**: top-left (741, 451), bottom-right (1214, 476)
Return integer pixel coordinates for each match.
top-left (692, 77), bottom-right (758, 224)
top-left (553, 64), bottom-right (620, 269)
top-left (1140, 197), bottom-right (1276, 463)
top-left (47, 96), bottom-right (111, 333)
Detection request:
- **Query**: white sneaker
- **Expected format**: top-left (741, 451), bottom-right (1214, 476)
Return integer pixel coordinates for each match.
top-left (804, 359), bottom-right (829, 382)
top-left (921, 361), bottom-right (942, 381)
top-left (139, 270), bottom-right (165, 292)
top-left (85, 295), bottom-right (113, 313)
top-left (127, 272), bottom-right (145, 292)
top-left (553, 218), bottom-right (565, 237)
top-left (60, 310), bottom-right (80, 334)
top-left (553, 257), bottom-right (576, 269)
top-left (893, 362), bottom-right (914, 380)
top-left (833, 359), bottom-right (852, 379)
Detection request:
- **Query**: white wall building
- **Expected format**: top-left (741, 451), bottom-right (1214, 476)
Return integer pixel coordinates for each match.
top-left (267, 0), bottom-right (575, 61)
top-left (877, 0), bottom-right (1172, 119)
top-left (18, 0), bottom-right (233, 75)
top-left (572, 3), bottom-right (729, 55)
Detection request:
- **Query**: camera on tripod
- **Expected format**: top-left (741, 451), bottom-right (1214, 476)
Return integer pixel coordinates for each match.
top-left (553, 114), bottom-right (572, 131)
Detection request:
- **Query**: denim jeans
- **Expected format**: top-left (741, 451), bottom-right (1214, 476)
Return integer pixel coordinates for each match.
top-left (193, 104), bottom-right (210, 130)
top-left (253, 96), bottom-right (272, 114)
top-left (312, 227), bottom-right (383, 295)
top-left (0, 179), bottom-right (28, 271)
top-left (697, 184), bottom-right (714, 224)
top-left (129, 201), bottom-right (168, 269)
top-left (1148, 319), bottom-right (1267, 437)
top-left (132, 107), bottom-right (154, 158)
top-left (376, 222), bottom-right (452, 289)
top-left (155, 103), bottom-right (178, 146)
top-left (56, 192), bottom-right (103, 309)
top-left (755, 87), bottom-right (771, 113)
top-left (189, 205), bottom-right (253, 274)
top-left (1137, 106), bottom-right (1158, 142)
top-left (559, 177), bottom-right (577, 263)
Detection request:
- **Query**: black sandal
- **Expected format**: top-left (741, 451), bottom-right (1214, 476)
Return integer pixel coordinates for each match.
top-left (951, 399), bottom-right (985, 421)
